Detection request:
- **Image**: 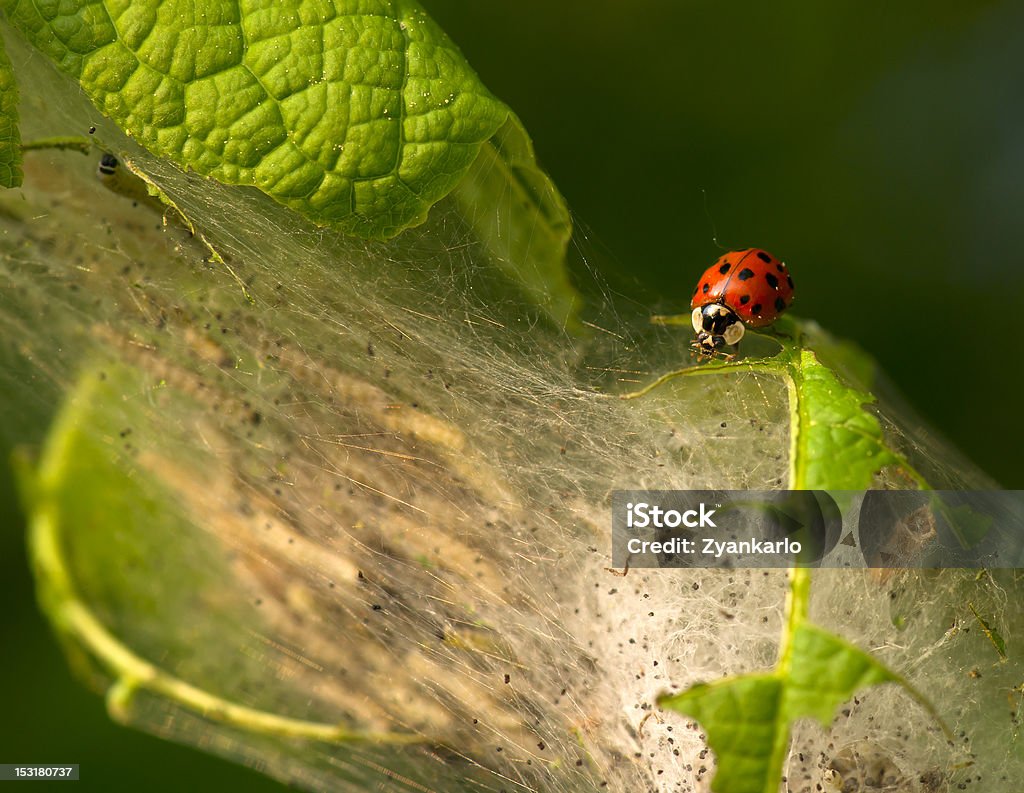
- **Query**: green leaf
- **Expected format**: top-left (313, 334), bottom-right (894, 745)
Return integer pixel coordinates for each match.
top-left (1, 0), bottom-right (581, 325)
top-left (0, 0), bottom-right (501, 238)
top-left (623, 330), bottom-right (945, 791)
top-left (622, 320), bottom-right (923, 491)
top-left (789, 347), bottom-right (903, 491)
top-left (783, 623), bottom-right (901, 723)
top-left (23, 366), bottom-right (247, 658)
top-left (662, 674), bottom-right (784, 793)
top-left (780, 316), bottom-right (877, 392)
top-left (20, 364), bottom-right (422, 746)
top-left (661, 623), bottom-right (904, 793)
top-left (0, 31), bottom-right (21, 188)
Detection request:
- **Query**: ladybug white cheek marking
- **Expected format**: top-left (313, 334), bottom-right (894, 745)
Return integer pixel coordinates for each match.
top-left (723, 321), bottom-right (744, 346)
top-left (691, 307), bottom-right (703, 333)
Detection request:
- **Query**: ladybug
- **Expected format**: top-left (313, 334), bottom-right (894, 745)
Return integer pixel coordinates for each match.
top-left (689, 248), bottom-right (794, 357)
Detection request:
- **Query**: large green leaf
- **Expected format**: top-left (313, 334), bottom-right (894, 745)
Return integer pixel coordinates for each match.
top-left (18, 363), bottom-right (452, 784)
top-left (0, 0), bottom-right (581, 325)
top-left (0, 0), bottom-right (502, 238)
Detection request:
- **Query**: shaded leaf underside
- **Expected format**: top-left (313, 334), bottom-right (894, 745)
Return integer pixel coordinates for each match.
top-left (0, 30), bottom-right (21, 187)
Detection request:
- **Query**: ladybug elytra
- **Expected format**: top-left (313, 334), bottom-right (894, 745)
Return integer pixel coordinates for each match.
top-left (689, 248), bottom-right (794, 357)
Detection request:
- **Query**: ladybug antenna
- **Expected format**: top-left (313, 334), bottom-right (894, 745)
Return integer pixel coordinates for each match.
top-left (701, 189), bottom-right (729, 251)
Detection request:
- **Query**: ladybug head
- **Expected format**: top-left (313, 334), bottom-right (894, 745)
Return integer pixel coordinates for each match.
top-left (691, 303), bottom-right (745, 353)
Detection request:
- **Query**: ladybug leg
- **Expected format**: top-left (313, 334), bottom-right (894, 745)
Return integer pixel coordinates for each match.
top-left (689, 340), bottom-right (712, 362)
top-left (704, 344), bottom-right (738, 362)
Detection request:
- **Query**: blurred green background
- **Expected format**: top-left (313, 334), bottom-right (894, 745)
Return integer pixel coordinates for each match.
top-left (2, 1), bottom-right (1022, 789)
top-left (428, 0), bottom-right (1024, 488)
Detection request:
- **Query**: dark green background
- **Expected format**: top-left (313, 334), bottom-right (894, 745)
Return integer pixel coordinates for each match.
top-left (3, 2), bottom-right (1022, 790)
top-left (431, 0), bottom-right (1024, 488)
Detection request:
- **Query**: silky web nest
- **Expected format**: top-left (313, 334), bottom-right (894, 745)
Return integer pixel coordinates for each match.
top-left (2, 30), bottom-right (1021, 793)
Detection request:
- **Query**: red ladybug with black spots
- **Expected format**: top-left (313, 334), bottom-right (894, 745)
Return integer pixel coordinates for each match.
top-left (689, 248), bottom-right (794, 357)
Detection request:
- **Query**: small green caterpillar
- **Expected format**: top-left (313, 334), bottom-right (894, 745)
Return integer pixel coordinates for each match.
top-left (96, 152), bottom-right (163, 212)
top-left (95, 151), bottom-right (248, 299)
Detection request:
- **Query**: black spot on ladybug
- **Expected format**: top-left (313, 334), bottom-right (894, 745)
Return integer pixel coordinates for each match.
top-left (740, 294), bottom-right (750, 305)
top-left (738, 268), bottom-right (755, 281)
top-left (787, 275), bottom-right (794, 289)
top-left (718, 263), bottom-right (730, 274)
top-left (765, 273), bottom-right (779, 289)
top-left (702, 283), bottom-right (710, 294)
top-left (776, 263), bottom-right (785, 272)
top-left (751, 303), bottom-right (762, 315)
top-left (756, 251), bottom-right (772, 263)
top-left (775, 297), bottom-right (786, 313)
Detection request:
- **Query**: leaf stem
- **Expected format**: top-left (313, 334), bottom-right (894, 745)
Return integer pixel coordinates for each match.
top-left (777, 567), bottom-right (810, 673)
top-left (619, 358), bottom-right (776, 400)
top-left (20, 135), bottom-right (92, 154)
